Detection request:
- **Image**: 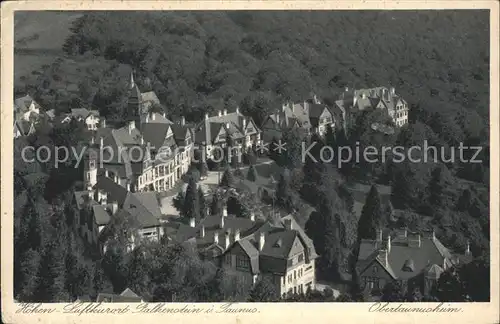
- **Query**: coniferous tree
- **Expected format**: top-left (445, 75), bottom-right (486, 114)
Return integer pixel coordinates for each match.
top-left (220, 168), bottom-right (235, 188)
top-left (247, 165), bottom-right (257, 182)
top-left (428, 164), bottom-right (452, 207)
top-left (127, 246), bottom-right (150, 297)
top-left (303, 134), bottom-right (325, 183)
top-left (172, 191), bottom-right (184, 213)
top-left (102, 248), bottom-right (129, 294)
top-left (275, 170), bottom-right (294, 212)
top-left (198, 187), bottom-right (207, 219)
top-left (357, 185), bottom-right (384, 240)
top-left (33, 241), bottom-right (69, 302)
top-left (210, 192), bottom-right (223, 216)
top-left (183, 177), bottom-right (200, 221)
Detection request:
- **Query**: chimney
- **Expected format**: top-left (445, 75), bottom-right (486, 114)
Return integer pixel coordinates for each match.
top-left (91, 137), bottom-right (95, 144)
top-left (146, 114), bottom-right (149, 123)
top-left (284, 219), bottom-right (292, 230)
top-left (218, 110), bottom-right (222, 117)
top-left (234, 229), bottom-right (240, 241)
top-left (377, 229), bottom-right (383, 242)
top-left (152, 112), bottom-right (156, 121)
top-left (225, 231), bottom-right (230, 249)
top-left (104, 169), bottom-right (109, 177)
top-left (390, 87), bottom-right (395, 96)
top-left (163, 112), bottom-right (166, 118)
top-left (276, 114), bottom-right (280, 124)
top-left (181, 116), bottom-right (185, 126)
top-left (223, 109), bottom-right (227, 116)
top-left (141, 137), bottom-right (144, 145)
top-left (222, 206), bottom-right (228, 217)
top-left (258, 232), bottom-right (265, 251)
top-left (190, 217), bottom-right (195, 228)
top-left (242, 119), bottom-right (246, 130)
top-left (205, 113), bottom-right (209, 120)
top-left (214, 231), bottom-right (219, 244)
top-left (250, 212), bottom-right (255, 222)
top-left (220, 215), bottom-right (225, 229)
top-left (101, 119), bottom-right (106, 128)
top-left (126, 183), bottom-right (131, 192)
top-left (387, 235), bottom-right (391, 253)
top-left (236, 106), bottom-right (239, 114)
top-left (129, 120), bottom-right (135, 131)
top-left (111, 201), bottom-right (118, 214)
top-left (200, 225), bottom-right (205, 238)
top-left (114, 174), bottom-right (119, 183)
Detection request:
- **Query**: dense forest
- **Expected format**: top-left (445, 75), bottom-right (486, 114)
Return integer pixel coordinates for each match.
top-left (14, 10), bottom-right (490, 302)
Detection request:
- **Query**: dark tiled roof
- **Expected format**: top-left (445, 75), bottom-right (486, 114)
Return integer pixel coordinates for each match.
top-left (141, 123), bottom-right (170, 151)
top-left (92, 204), bottom-right (111, 225)
top-left (123, 192), bottom-right (160, 228)
top-left (132, 192), bottom-right (162, 218)
top-left (94, 176), bottom-right (128, 206)
top-left (358, 231), bottom-right (458, 280)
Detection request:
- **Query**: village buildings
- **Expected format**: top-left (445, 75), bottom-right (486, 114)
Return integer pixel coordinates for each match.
top-left (194, 107), bottom-right (262, 159)
top-left (356, 229), bottom-right (472, 297)
top-left (261, 95), bottom-right (337, 142)
top-left (164, 204), bottom-right (318, 298)
top-left (334, 86), bottom-right (409, 129)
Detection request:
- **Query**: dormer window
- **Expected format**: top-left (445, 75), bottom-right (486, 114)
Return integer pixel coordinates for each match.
top-left (402, 259), bottom-right (415, 272)
top-left (274, 239), bottom-right (283, 248)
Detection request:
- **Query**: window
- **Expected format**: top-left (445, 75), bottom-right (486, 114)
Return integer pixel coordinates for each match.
top-left (287, 258), bottom-right (293, 267)
top-left (225, 254), bottom-right (231, 266)
top-left (89, 160), bottom-right (96, 169)
top-left (298, 253), bottom-right (304, 262)
top-left (236, 256), bottom-right (250, 270)
top-left (294, 271), bottom-right (296, 280)
top-left (86, 173), bottom-right (91, 180)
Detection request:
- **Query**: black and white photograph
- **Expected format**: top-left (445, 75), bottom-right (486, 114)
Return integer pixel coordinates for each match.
top-left (2, 2), bottom-right (498, 316)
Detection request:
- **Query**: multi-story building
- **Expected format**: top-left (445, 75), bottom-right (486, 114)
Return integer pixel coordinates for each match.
top-left (82, 73), bottom-right (193, 194)
top-left (73, 170), bottom-right (164, 253)
top-left (194, 108), bottom-right (262, 159)
top-left (334, 86), bottom-right (409, 128)
top-left (261, 95), bottom-right (336, 142)
top-left (167, 208), bottom-right (318, 298)
top-left (356, 228), bottom-right (472, 297)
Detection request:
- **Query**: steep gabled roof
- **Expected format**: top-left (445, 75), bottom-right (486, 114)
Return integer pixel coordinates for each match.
top-left (93, 176), bottom-right (128, 206)
top-left (122, 192), bottom-right (160, 228)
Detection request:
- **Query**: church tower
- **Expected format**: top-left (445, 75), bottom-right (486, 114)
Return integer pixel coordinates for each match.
top-left (127, 70), bottom-right (142, 130)
top-left (83, 147), bottom-right (98, 191)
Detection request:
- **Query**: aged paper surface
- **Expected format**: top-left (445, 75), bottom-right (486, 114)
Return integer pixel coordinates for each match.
top-left (1, 1), bottom-right (499, 324)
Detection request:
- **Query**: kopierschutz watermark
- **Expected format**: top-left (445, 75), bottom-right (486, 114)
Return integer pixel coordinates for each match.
top-left (302, 140), bottom-right (483, 168)
top-left (19, 140), bottom-right (483, 169)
